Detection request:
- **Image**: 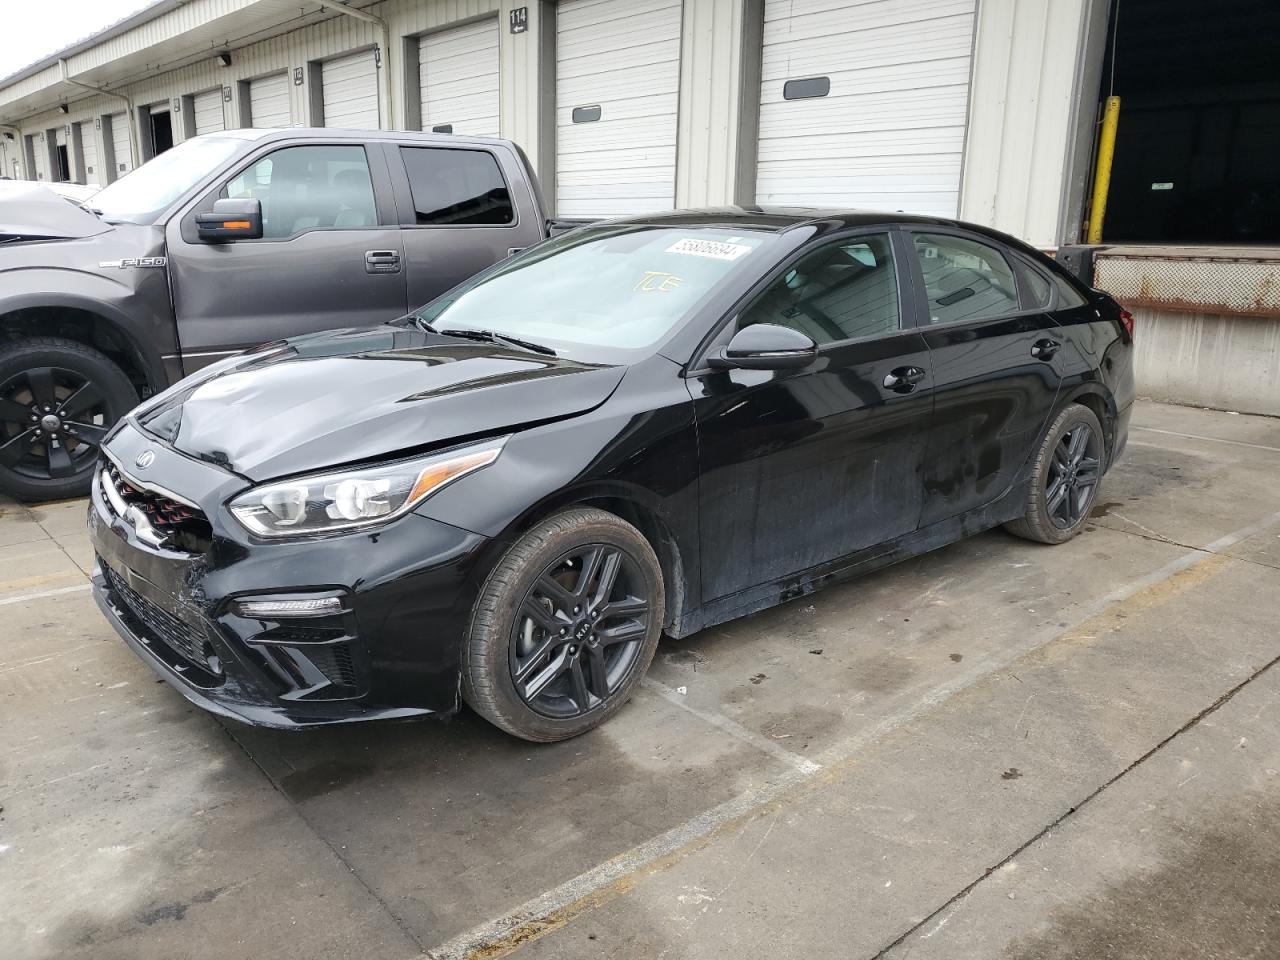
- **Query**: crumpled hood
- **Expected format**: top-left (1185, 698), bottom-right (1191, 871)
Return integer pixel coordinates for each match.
top-left (133, 325), bottom-right (626, 481)
top-left (0, 180), bottom-right (110, 241)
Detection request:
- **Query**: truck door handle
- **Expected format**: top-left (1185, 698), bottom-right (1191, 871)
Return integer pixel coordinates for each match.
top-left (365, 250), bottom-right (401, 275)
top-left (883, 366), bottom-right (926, 393)
top-left (1031, 338), bottom-right (1061, 360)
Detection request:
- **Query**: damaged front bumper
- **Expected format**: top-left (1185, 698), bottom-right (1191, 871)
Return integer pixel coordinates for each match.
top-left (88, 420), bottom-right (492, 729)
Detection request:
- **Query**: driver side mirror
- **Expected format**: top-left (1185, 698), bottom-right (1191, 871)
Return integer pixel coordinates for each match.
top-left (195, 198), bottom-right (263, 243)
top-left (708, 323), bottom-right (818, 371)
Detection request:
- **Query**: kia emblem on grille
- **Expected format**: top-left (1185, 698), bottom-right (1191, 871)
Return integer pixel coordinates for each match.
top-left (135, 450), bottom-right (156, 469)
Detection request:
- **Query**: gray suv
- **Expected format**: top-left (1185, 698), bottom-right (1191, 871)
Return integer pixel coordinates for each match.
top-left (0, 128), bottom-right (555, 500)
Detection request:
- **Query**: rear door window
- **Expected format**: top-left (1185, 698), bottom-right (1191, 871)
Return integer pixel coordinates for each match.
top-left (399, 147), bottom-right (514, 226)
top-left (911, 233), bottom-right (1021, 324)
top-left (223, 144), bottom-right (377, 239)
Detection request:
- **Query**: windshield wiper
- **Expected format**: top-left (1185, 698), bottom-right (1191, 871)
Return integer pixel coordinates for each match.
top-left (418, 319), bottom-right (557, 357)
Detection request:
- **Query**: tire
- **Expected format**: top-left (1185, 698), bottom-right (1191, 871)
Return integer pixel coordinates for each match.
top-left (0, 337), bottom-right (139, 502)
top-left (462, 506), bottom-right (665, 742)
top-left (1005, 403), bottom-right (1106, 545)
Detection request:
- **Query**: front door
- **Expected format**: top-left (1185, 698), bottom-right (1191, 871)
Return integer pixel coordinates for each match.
top-left (168, 141), bottom-right (407, 372)
top-left (904, 230), bottom-right (1066, 527)
top-left (691, 233), bottom-right (934, 604)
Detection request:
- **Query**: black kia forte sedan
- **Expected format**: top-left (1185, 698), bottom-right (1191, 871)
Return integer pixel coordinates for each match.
top-left (88, 209), bottom-right (1134, 741)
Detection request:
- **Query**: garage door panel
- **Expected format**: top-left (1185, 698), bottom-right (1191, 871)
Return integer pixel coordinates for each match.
top-left (249, 74), bottom-right (291, 128)
top-left (192, 90), bottom-right (224, 135)
top-left (78, 123), bottom-right (100, 185)
top-left (755, 0), bottom-right (975, 216)
top-left (555, 0), bottom-right (680, 217)
top-left (109, 113), bottom-right (132, 176)
top-left (420, 18), bottom-right (499, 137)
top-left (322, 50), bottom-right (379, 129)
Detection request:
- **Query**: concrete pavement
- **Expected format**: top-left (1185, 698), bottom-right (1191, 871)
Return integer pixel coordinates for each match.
top-left (1, 399), bottom-right (1278, 960)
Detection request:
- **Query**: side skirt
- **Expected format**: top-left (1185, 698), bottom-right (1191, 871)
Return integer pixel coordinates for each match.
top-left (671, 482), bottom-right (1029, 639)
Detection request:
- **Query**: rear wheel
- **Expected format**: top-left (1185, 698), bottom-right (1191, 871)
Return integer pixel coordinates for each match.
top-left (1005, 404), bottom-right (1105, 545)
top-left (462, 507), bottom-right (664, 742)
top-left (0, 338), bottom-right (138, 502)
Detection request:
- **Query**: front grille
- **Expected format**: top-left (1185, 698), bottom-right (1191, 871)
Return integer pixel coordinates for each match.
top-left (102, 563), bottom-right (218, 675)
top-left (99, 461), bottom-right (213, 553)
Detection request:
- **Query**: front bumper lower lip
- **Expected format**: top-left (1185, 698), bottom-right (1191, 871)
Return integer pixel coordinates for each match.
top-left (91, 570), bottom-right (435, 731)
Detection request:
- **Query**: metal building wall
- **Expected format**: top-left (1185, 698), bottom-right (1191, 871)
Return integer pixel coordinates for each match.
top-left (958, 0), bottom-right (1090, 249)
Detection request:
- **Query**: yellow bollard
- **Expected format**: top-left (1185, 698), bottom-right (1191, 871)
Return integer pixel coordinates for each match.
top-left (1087, 95), bottom-right (1121, 244)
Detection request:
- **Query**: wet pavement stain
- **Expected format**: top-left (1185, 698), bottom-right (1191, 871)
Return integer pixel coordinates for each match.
top-left (1004, 792), bottom-right (1280, 960)
top-left (1002, 768), bottom-right (1023, 780)
top-left (950, 653), bottom-right (964, 663)
top-left (279, 759), bottom-right (377, 802)
top-left (1090, 501), bottom-right (1124, 519)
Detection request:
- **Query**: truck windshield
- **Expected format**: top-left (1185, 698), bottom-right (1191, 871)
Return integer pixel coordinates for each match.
top-left (90, 136), bottom-right (243, 225)
top-left (412, 225), bottom-right (779, 362)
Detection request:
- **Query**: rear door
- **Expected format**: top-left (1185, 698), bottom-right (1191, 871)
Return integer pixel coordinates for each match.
top-left (904, 229), bottom-right (1066, 527)
top-left (167, 139), bottom-right (407, 371)
top-left (385, 142), bottom-right (544, 307)
top-left (691, 231), bottom-right (934, 603)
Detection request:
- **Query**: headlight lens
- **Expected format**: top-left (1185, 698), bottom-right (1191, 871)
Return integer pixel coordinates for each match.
top-left (228, 439), bottom-right (504, 538)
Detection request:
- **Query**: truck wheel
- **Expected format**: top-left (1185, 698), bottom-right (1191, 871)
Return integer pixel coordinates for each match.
top-left (0, 338), bottom-right (139, 502)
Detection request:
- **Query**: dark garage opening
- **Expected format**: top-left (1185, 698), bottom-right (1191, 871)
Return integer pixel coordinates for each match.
top-left (55, 143), bottom-right (69, 181)
top-left (149, 110), bottom-right (173, 157)
top-left (1098, 0), bottom-right (1280, 244)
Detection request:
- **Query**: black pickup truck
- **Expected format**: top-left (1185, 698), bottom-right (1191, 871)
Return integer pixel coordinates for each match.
top-left (0, 128), bottom-right (558, 500)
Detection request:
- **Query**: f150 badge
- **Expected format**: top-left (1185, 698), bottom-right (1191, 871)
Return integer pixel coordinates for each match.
top-left (98, 257), bottom-right (167, 269)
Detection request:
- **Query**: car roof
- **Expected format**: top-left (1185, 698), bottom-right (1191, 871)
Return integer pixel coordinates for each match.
top-left (602, 207), bottom-right (1049, 258)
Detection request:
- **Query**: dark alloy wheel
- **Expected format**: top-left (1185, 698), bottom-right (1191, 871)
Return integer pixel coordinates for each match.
top-left (510, 543), bottom-right (651, 718)
top-left (1005, 403), bottom-right (1106, 545)
top-left (1045, 422), bottom-right (1101, 529)
top-left (0, 338), bottom-right (139, 502)
top-left (463, 507), bottom-right (664, 741)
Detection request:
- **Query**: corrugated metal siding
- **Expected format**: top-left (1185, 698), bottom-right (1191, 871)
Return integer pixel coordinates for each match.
top-left (958, 0), bottom-right (1088, 248)
top-left (419, 17), bottom-right (500, 136)
top-left (755, 0), bottom-right (976, 214)
top-left (675, 0), bottom-right (747, 207)
top-left (322, 48), bottom-right (380, 128)
top-left (555, 0), bottom-right (683, 217)
top-left (193, 89), bottom-right (225, 134)
top-left (249, 72), bottom-right (292, 127)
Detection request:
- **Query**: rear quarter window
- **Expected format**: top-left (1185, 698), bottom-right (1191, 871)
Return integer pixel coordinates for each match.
top-left (399, 147), bottom-right (514, 226)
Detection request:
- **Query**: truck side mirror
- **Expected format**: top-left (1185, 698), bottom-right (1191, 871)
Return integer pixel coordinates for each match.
top-left (196, 198), bottom-right (263, 242)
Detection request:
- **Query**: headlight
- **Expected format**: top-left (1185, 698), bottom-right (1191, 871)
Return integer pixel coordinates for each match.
top-left (228, 439), bottom-right (505, 538)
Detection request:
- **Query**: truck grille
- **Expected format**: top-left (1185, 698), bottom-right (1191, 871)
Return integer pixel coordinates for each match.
top-left (101, 562), bottom-right (219, 677)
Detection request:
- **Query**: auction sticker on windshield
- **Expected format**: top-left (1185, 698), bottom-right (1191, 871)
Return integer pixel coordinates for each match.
top-left (665, 238), bottom-right (754, 261)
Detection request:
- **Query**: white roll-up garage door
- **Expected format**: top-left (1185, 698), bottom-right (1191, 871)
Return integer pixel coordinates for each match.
top-left (248, 73), bottom-right (292, 128)
top-left (555, 0), bottom-right (681, 217)
top-left (322, 49), bottom-right (380, 129)
top-left (193, 89), bottom-right (225, 135)
top-left (31, 135), bottom-right (48, 181)
top-left (77, 121), bottom-right (99, 185)
top-left (418, 18), bottom-right (500, 136)
top-left (755, 0), bottom-right (976, 216)
top-left (109, 114), bottom-right (132, 177)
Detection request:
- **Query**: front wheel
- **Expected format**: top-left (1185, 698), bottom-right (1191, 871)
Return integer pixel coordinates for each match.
top-left (0, 338), bottom-right (139, 502)
top-left (462, 507), bottom-right (664, 742)
top-left (1005, 404), bottom-right (1105, 545)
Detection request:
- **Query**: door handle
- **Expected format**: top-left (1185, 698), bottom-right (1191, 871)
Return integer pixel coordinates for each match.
top-left (1031, 338), bottom-right (1061, 360)
top-left (365, 250), bottom-right (401, 275)
top-left (883, 366), bottom-right (927, 393)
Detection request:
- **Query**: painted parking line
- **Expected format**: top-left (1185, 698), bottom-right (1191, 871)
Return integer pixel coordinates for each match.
top-left (422, 508), bottom-right (1280, 960)
top-left (1132, 425), bottom-right (1280, 454)
top-left (642, 676), bottom-right (822, 775)
top-left (0, 583), bottom-right (91, 606)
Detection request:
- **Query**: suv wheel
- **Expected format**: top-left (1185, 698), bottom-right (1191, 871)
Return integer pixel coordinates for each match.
top-left (462, 507), bottom-right (664, 742)
top-left (0, 338), bottom-right (139, 502)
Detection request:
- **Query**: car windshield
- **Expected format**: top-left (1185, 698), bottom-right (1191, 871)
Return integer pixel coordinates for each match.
top-left (90, 136), bottom-right (244, 224)
top-left (412, 225), bottom-right (778, 362)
